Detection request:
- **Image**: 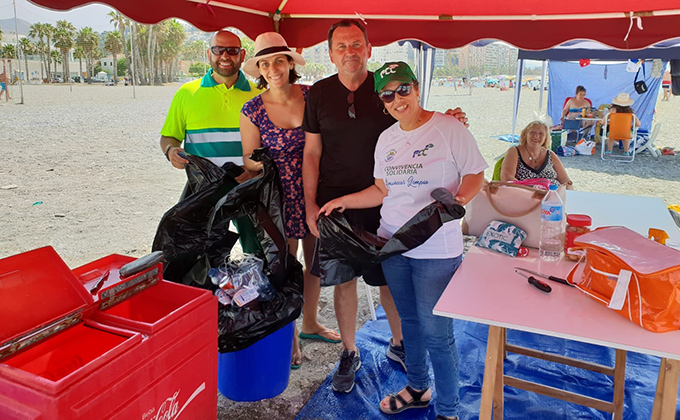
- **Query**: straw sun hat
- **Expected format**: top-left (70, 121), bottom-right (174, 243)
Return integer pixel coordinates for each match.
top-left (243, 32), bottom-right (305, 78)
top-left (611, 92), bottom-right (635, 107)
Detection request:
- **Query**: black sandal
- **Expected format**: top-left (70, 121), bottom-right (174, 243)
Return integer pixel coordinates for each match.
top-left (379, 385), bottom-right (430, 414)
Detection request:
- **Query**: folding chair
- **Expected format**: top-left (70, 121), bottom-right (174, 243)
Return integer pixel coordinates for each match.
top-left (641, 123), bottom-right (662, 157)
top-left (563, 118), bottom-right (585, 142)
top-left (601, 113), bottom-right (637, 162)
top-left (492, 156), bottom-right (505, 181)
top-left (562, 97), bottom-right (593, 141)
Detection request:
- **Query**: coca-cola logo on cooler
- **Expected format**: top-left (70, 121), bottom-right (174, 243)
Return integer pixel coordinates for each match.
top-left (141, 382), bottom-right (206, 420)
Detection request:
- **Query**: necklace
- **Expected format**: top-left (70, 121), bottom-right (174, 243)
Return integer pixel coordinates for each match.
top-left (404, 131), bottom-right (415, 148)
top-left (402, 110), bottom-right (427, 147)
top-left (524, 146), bottom-right (541, 162)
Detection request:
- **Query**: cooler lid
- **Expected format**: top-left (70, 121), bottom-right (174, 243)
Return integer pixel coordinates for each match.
top-left (0, 247), bottom-right (93, 350)
top-left (71, 253), bottom-right (162, 309)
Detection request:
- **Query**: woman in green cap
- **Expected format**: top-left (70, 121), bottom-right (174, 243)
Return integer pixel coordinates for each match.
top-left (320, 61), bottom-right (487, 420)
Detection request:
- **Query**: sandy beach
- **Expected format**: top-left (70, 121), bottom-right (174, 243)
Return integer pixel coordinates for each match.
top-left (1, 83), bottom-right (678, 419)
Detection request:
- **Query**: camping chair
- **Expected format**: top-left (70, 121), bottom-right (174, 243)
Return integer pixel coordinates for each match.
top-left (593, 104), bottom-right (609, 144)
top-left (601, 113), bottom-right (638, 162)
top-left (562, 97), bottom-right (593, 141)
top-left (492, 156), bottom-right (505, 181)
top-left (636, 123), bottom-right (661, 157)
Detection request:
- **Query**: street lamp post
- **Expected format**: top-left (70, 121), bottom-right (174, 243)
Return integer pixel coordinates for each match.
top-left (12, 0), bottom-right (24, 104)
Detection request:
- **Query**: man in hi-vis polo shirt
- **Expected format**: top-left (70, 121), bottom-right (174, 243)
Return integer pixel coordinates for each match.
top-left (160, 29), bottom-right (263, 253)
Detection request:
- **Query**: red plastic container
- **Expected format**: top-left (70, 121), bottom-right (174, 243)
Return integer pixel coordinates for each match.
top-left (0, 247), bottom-right (217, 420)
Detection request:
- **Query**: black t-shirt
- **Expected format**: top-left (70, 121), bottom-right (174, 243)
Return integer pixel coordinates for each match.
top-left (302, 73), bottom-right (395, 198)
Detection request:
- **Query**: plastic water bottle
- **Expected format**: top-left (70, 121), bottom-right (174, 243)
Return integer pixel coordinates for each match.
top-left (539, 184), bottom-right (564, 261)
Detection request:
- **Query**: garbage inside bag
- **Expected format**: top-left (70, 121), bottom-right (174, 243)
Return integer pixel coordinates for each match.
top-left (318, 189), bottom-right (465, 284)
top-left (219, 254), bottom-right (303, 352)
top-left (152, 149), bottom-right (303, 352)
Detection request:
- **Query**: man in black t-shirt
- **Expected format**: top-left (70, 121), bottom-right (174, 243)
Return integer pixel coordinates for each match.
top-left (302, 20), bottom-right (467, 394)
top-left (302, 20), bottom-right (402, 394)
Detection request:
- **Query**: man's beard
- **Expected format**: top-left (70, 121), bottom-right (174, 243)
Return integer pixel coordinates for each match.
top-left (210, 57), bottom-right (240, 78)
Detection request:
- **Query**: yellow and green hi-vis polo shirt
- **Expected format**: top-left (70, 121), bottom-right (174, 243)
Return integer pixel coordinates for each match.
top-left (161, 69), bottom-right (263, 166)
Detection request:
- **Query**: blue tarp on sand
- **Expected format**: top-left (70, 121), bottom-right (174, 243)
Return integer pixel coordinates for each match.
top-left (296, 305), bottom-right (678, 420)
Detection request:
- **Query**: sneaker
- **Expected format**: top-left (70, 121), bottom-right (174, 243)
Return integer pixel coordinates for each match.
top-left (386, 339), bottom-right (407, 372)
top-left (623, 151), bottom-right (631, 156)
top-left (605, 150), bottom-right (612, 155)
top-left (332, 349), bottom-right (361, 393)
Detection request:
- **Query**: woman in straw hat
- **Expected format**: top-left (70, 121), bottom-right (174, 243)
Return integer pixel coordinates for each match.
top-left (603, 92), bottom-right (640, 156)
top-left (320, 61), bottom-right (486, 420)
top-left (240, 32), bottom-right (341, 369)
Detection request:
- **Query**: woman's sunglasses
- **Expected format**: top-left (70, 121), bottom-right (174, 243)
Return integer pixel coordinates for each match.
top-left (209, 46), bottom-right (242, 56)
top-left (379, 83), bottom-right (413, 103)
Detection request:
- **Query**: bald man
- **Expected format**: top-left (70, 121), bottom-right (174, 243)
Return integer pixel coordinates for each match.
top-left (159, 30), bottom-right (263, 253)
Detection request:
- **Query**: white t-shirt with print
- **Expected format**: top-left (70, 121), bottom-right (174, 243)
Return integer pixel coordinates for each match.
top-left (374, 112), bottom-right (488, 259)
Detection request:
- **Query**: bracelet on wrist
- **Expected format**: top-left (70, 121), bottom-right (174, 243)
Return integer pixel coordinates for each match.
top-left (164, 145), bottom-right (173, 161)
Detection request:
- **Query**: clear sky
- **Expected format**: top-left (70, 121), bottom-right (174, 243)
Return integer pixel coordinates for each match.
top-left (0, 0), bottom-right (115, 32)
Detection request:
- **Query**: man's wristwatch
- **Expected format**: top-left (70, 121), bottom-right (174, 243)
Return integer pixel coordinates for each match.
top-left (164, 144), bottom-right (173, 161)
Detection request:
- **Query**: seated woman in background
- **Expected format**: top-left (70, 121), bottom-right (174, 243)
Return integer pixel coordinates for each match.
top-left (603, 92), bottom-right (641, 156)
top-left (560, 85), bottom-right (592, 123)
top-left (500, 121), bottom-right (573, 189)
top-left (561, 86), bottom-right (595, 138)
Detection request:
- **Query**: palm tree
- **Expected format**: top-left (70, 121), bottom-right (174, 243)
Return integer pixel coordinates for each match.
top-left (50, 50), bottom-right (61, 80)
top-left (76, 27), bottom-right (99, 83)
top-left (182, 40), bottom-right (204, 62)
top-left (182, 39), bottom-right (207, 76)
top-left (53, 20), bottom-right (76, 84)
top-left (108, 11), bottom-right (131, 79)
top-left (130, 22), bottom-right (142, 85)
top-left (28, 23), bottom-right (47, 81)
top-left (19, 38), bottom-right (34, 83)
top-left (42, 23), bottom-right (55, 82)
top-left (157, 20), bottom-right (186, 83)
top-left (1, 45), bottom-right (16, 83)
top-left (146, 24), bottom-right (156, 85)
top-left (104, 31), bottom-right (123, 85)
top-left (92, 47), bottom-right (105, 79)
top-left (73, 46), bottom-right (85, 82)
top-left (153, 23), bottom-right (168, 83)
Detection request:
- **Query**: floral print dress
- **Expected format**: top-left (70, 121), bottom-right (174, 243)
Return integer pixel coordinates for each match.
top-left (241, 84), bottom-right (309, 239)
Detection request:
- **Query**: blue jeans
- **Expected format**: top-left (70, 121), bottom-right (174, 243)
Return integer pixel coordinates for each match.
top-left (381, 254), bottom-right (462, 418)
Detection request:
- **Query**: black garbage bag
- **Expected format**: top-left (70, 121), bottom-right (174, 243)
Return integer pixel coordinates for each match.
top-left (218, 253), bottom-right (303, 352)
top-left (318, 188), bottom-right (466, 284)
top-left (152, 149), bottom-right (303, 352)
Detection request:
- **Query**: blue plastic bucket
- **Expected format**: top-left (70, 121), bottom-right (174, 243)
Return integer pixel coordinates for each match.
top-left (217, 321), bottom-right (294, 401)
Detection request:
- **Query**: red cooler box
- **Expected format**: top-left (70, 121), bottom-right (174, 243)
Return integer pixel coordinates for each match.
top-left (0, 247), bottom-right (217, 420)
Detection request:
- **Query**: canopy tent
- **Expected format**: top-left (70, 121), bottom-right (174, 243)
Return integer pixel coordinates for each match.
top-left (519, 39), bottom-right (680, 61)
top-left (31, 1), bottom-right (680, 110)
top-left (548, 61), bottom-right (662, 132)
top-left (28, 0), bottom-right (680, 50)
top-left (511, 39), bottom-right (680, 135)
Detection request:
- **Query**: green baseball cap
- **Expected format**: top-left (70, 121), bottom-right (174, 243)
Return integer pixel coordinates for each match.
top-left (374, 61), bottom-right (417, 93)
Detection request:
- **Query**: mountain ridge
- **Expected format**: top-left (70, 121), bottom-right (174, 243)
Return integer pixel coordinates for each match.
top-left (0, 18), bottom-right (32, 37)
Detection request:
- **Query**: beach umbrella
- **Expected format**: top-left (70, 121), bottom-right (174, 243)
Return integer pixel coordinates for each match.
top-left (29, 0), bottom-right (680, 49)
